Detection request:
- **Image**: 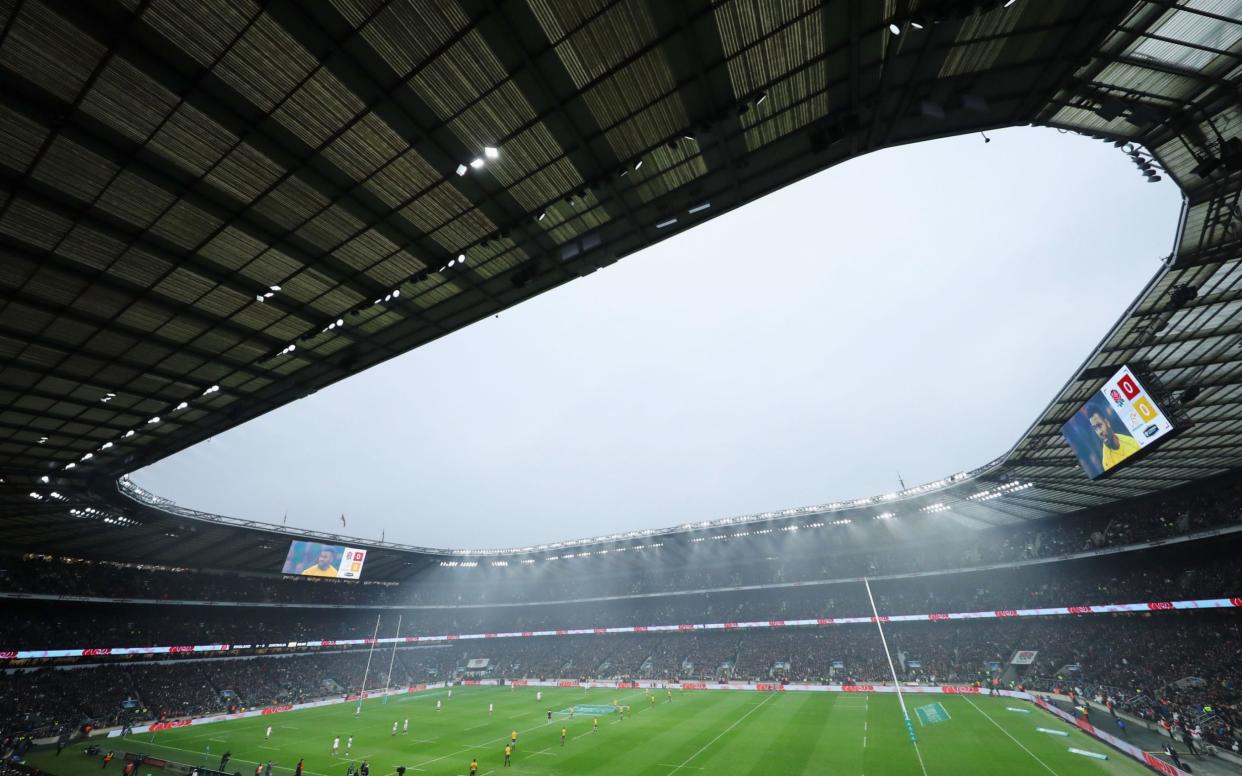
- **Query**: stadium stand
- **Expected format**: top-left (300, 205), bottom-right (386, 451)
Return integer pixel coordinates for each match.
top-left (1, 0), bottom-right (1240, 773)
top-left (4, 469), bottom-right (1240, 608)
top-left (3, 482), bottom-right (1239, 754)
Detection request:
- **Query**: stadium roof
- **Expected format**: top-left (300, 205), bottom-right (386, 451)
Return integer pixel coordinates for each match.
top-left (1, 0), bottom-right (1239, 566)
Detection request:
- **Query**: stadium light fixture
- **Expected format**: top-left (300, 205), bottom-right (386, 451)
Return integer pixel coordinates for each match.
top-left (469, 157), bottom-right (485, 170)
top-left (688, 202), bottom-right (711, 214)
top-left (147, 417), bottom-right (160, 424)
top-left (81, 453), bottom-right (93, 461)
top-left (40, 475), bottom-right (49, 483)
top-left (100, 442), bottom-right (113, 450)
top-left (538, 211), bottom-right (547, 221)
top-left (756, 92), bottom-right (767, 105)
top-left (270, 285), bottom-right (281, 292)
top-left (37, 436), bottom-right (48, 444)
top-left (392, 289), bottom-right (400, 298)
top-left (29, 492), bottom-right (41, 499)
top-left (457, 253), bottom-right (466, 265)
top-left (634, 159), bottom-right (643, 171)
top-left (63, 462), bottom-right (75, 470)
top-left (889, 22), bottom-right (900, 34)
top-left (174, 402), bottom-right (188, 411)
top-left (484, 146), bottom-right (499, 160)
top-left (456, 164), bottom-right (468, 176)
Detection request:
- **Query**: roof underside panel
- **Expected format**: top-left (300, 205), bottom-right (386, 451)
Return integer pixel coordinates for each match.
top-left (2, 0), bottom-right (1240, 561)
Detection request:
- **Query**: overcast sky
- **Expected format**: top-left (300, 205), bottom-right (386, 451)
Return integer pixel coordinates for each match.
top-left (133, 127), bottom-right (1182, 550)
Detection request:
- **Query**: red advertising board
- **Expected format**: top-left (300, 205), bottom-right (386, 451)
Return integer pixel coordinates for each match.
top-left (261, 705), bottom-right (293, 715)
top-left (149, 720), bottom-right (191, 732)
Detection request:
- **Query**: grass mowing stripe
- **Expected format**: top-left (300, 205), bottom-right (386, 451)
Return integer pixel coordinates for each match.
top-left (25, 689), bottom-right (1155, 776)
top-left (961, 695), bottom-right (1061, 776)
top-left (664, 692), bottom-right (777, 775)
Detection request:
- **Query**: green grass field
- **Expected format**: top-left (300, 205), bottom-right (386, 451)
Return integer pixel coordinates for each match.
top-left (28, 686), bottom-right (1154, 776)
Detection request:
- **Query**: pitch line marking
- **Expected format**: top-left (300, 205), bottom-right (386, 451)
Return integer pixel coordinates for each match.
top-left (961, 696), bottom-right (1060, 776)
top-left (127, 743), bottom-right (332, 776)
top-left (665, 693), bottom-right (777, 775)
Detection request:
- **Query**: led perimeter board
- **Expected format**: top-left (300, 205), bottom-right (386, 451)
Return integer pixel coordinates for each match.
top-left (282, 541), bottom-right (368, 579)
top-left (1060, 365), bottom-right (1176, 479)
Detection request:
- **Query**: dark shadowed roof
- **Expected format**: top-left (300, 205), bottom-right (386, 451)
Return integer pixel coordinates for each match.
top-left (1, 0), bottom-right (1239, 564)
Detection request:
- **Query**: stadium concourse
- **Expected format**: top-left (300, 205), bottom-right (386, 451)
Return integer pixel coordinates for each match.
top-left (2, 0), bottom-right (1241, 774)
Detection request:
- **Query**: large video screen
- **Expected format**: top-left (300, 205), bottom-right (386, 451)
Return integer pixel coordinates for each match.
top-left (281, 541), bottom-right (367, 579)
top-left (1060, 366), bottom-right (1175, 479)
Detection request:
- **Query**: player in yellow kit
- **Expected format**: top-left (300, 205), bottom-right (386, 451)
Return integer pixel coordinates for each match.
top-left (301, 548), bottom-right (338, 577)
top-left (503, 745), bottom-right (511, 767)
top-left (510, 730), bottom-right (518, 750)
top-left (560, 727), bottom-right (567, 747)
top-left (592, 718), bottom-right (599, 733)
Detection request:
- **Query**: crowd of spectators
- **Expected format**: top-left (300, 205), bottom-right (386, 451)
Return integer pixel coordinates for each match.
top-left (2, 470), bottom-right (1239, 754)
top-left (3, 613), bottom-right (1237, 751)
top-left (1, 541), bottom-right (1236, 652)
top-left (3, 470), bottom-right (1239, 608)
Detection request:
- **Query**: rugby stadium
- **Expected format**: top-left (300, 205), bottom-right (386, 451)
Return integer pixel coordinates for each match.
top-left (1, 1), bottom-right (1241, 775)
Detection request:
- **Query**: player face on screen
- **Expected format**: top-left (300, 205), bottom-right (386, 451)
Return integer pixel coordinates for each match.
top-left (316, 549), bottom-right (334, 570)
top-left (1089, 411), bottom-right (1119, 448)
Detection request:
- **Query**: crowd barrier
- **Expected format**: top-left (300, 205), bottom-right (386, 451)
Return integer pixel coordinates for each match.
top-left (9, 596), bottom-right (1239, 660)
